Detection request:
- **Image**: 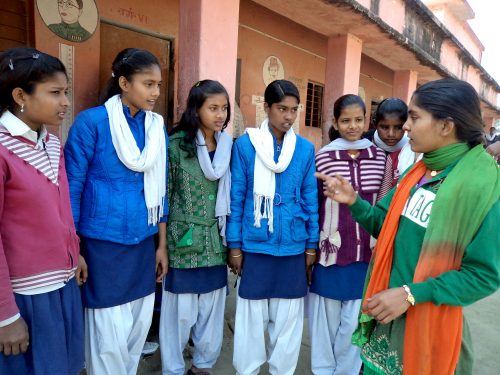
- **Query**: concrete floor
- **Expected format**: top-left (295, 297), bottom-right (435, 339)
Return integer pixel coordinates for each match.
top-left (138, 278), bottom-right (500, 375)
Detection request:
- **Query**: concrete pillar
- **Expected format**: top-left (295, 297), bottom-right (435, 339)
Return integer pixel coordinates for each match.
top-left (393, 70), bottom-right (418, 104)
top-left (178, 0), bottom-right (240, 133)
top-left (322, 34), bottom-right (362, 144)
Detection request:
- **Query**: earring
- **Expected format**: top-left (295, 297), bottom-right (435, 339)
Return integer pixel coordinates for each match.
top-left (20, 104), bottom-right (24, 113)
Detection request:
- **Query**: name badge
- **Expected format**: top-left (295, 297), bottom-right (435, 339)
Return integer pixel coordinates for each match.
top-left (402, 188), bottom-right (435, 229)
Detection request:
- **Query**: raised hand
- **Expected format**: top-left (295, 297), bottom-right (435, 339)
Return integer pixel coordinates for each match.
top-left (315, 172), bottom-right (357, 205)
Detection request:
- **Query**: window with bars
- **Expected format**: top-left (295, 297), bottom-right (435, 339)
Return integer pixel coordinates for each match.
top-left (305, 81), bottom-right (324, 128)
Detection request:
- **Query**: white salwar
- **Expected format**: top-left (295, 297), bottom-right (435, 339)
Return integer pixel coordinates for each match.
top-left (307, 292), bottom-right (362, 375)
top-left (84, 293), bottom-right (155, 375)
top-left (233, 295), bottom-right (304, 375)
top-left (159, 287), bottom-right (226, 375)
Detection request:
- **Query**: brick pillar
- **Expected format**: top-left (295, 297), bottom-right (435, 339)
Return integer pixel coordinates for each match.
top-left (178, 0), bottom-right (240, 133)
top-left (393, 70), bottom-right (418, 104)
top-left (322, 34), bottom-right (362, 145)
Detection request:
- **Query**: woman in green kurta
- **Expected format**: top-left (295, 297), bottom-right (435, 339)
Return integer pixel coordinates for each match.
top-left (317, 78), bottom-right (500, 375)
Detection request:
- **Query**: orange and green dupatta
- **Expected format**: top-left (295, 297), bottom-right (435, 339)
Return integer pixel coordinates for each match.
top-left (352, 143), bottom-right (500, 375)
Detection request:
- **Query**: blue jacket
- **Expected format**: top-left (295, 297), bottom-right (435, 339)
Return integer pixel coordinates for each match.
top-left (226, 132), bottom-right (319, 256)
top-left (64, 105), bottom-right (168, 244)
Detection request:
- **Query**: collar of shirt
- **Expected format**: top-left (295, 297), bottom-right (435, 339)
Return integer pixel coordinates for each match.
top-left (0, 110), bottom-right (47, 148)
top-left (122, 105), bottom-right (146, 150)
top-left (123, 105), bottom-right (145, 123)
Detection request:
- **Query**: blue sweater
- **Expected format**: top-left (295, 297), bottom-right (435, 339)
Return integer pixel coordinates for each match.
top-left (64, 105), bottom-right (168, 244)
top-left (226, 132), bottom-right (319, 256)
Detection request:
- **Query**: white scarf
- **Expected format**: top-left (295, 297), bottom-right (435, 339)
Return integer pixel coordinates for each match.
top-left (246, 118), bottom-right (296, 232)
top-left (397, 142), bottom-right (419, 175)
top-left (373, 130), bottom-right (409, 152)
top-left (195, 130), bottom-right (233, 245)
top-left (317, 137), bottom-right (373, 153)
top-left (105, 94), bottom-right (167, 226)
top-left (486, 132), bottom-right (497, 142)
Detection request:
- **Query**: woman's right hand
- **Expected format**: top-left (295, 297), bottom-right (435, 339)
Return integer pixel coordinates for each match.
top-left (76, 255), bottom-right (88, 286)
top-left (315, 172), bottom-right (357, 205)
top-left (0, 317), bottom-right (29, 355)
top-left (228, 248), bottom-right (243, 275)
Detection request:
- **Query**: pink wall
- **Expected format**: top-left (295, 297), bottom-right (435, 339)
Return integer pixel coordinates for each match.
top-left (34, 4), bottom-right (100, 136)
top-left (178, 0), bottom-right (239, 128)
top-left (359, 54), bottom-right (394, 127)
top-left (322, 33), bottom-right (363, 143)
top-left (237, 0), bottom-right (327, 148)
top-left (378, 0), bottom-right (406, 33)
top-left (356, 0), bottom-right (371, 10)
top-left (98, 0), bottom-right (179, 34)
top-left (393, 70), bottom-right (417, 104)
top-left (34, 0), bottom-right (179, 134)
top-left (427, 5), bottom-right (482, 61)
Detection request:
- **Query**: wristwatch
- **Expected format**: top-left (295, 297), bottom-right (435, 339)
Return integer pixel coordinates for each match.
top-left (402, 284), bottom-right (415, 306)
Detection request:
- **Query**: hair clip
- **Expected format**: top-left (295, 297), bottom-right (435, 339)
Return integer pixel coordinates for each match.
top-left (8, 58), bottom-right (14, 71)
top-left (122, 56), bottom-right (128, 62)
top-left (195, 81), bottom-right (201, 87)
top-left (111, 72), bottom-right (115, 78)
top-left (32, 53), bottom-right (40, 59)
top-left (277, 83), bottom-right (285, 96)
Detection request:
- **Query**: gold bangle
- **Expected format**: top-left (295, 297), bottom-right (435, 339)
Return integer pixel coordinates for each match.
top-left (305, 251), bottom-right (316, 256)
top-left (230, 253), bottom-right (242, 258)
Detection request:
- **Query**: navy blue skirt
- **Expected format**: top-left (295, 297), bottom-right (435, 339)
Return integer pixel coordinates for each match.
top-left (164, 265), bottom-right (227, 294)
top-left (0, 278), bottom-right (84, 375)
top-left (309, 262), bottom-right (369, 300)
top-left (80, 236), bottom-right (156, 308)
top-left (238, 252), bottom-right (307, 299)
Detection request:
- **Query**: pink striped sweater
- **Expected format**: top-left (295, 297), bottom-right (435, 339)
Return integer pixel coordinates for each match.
top-left (316, 146), bottom-right (386, 266)
top-left (0, 123), bottom-right (79, 322)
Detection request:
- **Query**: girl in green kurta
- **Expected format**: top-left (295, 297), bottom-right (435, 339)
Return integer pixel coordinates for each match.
top-left (317, 78), bottom-right (500, 375)
top-left (159, 80), bottom-right (232, 375)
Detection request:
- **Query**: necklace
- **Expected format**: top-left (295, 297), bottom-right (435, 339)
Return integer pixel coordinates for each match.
top-left (347, 150), bottom-right (359, 159)
top-left (429, 169), bottom-right (442, 177)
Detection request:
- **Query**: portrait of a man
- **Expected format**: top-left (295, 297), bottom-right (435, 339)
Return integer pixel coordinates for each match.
top-left (37, 0), bottom-right (98, 43)
top-left (262, 55), bottom-right (285, 86)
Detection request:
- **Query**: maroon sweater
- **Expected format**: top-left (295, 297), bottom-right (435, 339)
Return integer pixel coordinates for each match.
top-left (0, 127), bottom-right (79, 321)
top-left (316, 146), bottom-right (385, 266)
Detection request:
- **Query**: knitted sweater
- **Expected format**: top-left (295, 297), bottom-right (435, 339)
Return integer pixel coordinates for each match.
top-left (316, 146), bottom-right (386, 266)
top-left (167, 132), bottom-right (226, 268)
top-left (0, 122), bottom-right (79, 322)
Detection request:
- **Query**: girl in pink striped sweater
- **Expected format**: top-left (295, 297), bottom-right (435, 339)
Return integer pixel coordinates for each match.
top-left (308, 94), bottom-right (386, 375)
top-left (0, 47), bottom-right (85, 375)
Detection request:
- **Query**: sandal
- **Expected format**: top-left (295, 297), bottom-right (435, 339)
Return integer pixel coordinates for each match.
top-left (187, 368), bottom-right (214, 375)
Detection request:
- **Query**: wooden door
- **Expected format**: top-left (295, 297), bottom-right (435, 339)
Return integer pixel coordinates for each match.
top-left (99, 22), bottom-right (171, 121)
top-left (0, 0), bottom-right (31, 52)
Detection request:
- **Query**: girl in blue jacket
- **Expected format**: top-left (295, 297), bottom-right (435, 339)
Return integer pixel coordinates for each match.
top-left (64, 48), bottom-right (168, 375)
top-left (227, 80), bottom-right (319, 375)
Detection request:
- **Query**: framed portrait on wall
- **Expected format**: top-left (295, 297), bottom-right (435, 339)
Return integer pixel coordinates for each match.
top-left (37, 0), bottom-right (98, 42)
top-left (263, 55), bottom-right (285, 86)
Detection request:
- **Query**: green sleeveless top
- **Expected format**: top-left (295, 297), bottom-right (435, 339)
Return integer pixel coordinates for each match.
top-left (167, 131), bottom-right (227, 268)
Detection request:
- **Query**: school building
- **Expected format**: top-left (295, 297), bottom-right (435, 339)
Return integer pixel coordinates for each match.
top-left (2, 0), bottom-right (499, 147)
